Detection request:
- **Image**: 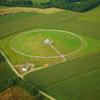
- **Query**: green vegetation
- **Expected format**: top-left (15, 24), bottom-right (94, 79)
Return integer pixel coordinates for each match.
top-left (0, 5), bottom-right (100, 100)
top-left (0, 52), bottom-right (19, 92)
top-left (49, 0), bottom-right (100, 12)
top-left (0, 12), bottom-right (37, 24)
top-left (0, 6), bottom-right (100, 39)
top-left (31, 0), bottom-right (49, 4)
top-left (0, 28), bottom-right (99, 67)
top-left (20, 80), bottom-right (39, 96)
top-left (0, 33), bottom-right (62, 66)
top-left (12, 30), bottom-right (81, 57)
top-left (24, 53), bottom-right (100, 100)
top-left (0, 0), bottom-right (100, 12)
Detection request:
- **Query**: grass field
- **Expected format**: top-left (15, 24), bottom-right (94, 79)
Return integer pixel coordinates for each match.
top-left (0, 6), bottom-right (99, 39)
top-left (0, 29), bottom-right (99, 65)
top-left (0, 9), bottom-right (79, 38)
top-left (0, 5), bottom-right (100, 100)
top-left (24, 53), bottom-right (100, 100)
top-left (12, 30), bottom-right (82, 57)
top-left (0, 12), bottom-right (37, 24)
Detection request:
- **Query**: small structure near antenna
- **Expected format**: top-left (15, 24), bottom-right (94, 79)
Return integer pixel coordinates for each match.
top-left (22, 64), bottom-right (30, 72)
top-left (43, 39), bottom-right (53, 45)
top-left (15, 63), bottom-right (35, 74)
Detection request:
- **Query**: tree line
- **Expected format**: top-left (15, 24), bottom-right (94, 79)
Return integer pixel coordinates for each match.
top-left (48, 0), bottom-right (100, 12)
top-left (0, 51), bottom-right (20, 92)
top-left (0, 0), bottom-right (100, 12)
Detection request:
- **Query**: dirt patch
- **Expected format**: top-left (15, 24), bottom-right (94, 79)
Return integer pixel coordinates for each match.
top-left (0, 86), bottom-right (35, 100)
top-left (0, 7), bottom-right (63, 15)
top-left (15, 63), bottom-right (35, 75)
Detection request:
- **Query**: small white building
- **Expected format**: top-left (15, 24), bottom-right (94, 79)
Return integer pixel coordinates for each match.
top-left (43, 39), bottom-right (53, 45)
top-left (22, 64), bottom-right (30, 72)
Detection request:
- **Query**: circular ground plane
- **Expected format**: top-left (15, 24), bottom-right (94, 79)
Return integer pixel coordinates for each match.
top-left (11, 29), bottom-right (84, 58)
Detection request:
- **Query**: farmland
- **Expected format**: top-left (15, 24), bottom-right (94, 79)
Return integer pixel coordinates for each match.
top-left (0, 6), bottom-right (100, 39)
top-left (0, 5), bottom-right (100, 100)
top-left (24, 52), bottom-right (100, 100)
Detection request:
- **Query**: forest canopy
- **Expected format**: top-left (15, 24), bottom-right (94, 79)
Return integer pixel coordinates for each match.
top-left (0, 0), bottom-right (100, 12)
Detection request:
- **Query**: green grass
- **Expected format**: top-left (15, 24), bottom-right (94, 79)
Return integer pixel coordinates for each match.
top-left (80, 6), bottom-right (100, 24)
top-left (0, 32), bottom-right (62, 67)
top-left (24, 53), bottom-right (100, 100)
top-left (0, 6), bottom-right (100, 100)
top-left (0, 28), bottom-right (100, 67)
top-left (0, 53), bottom-right (19, 92)
top-left (0, 6), bottom-right (100, 39)
top-left (0, 10), bottom-right (79, 39)
top-left (46, 69), bottom-right (100, 100)
top-left (0, 12), bottom-right (37, 24)
top-left (31, 0), bottom-right (49, 4)
top-left (12, 31), bottom-right (57, 57)
top-left (12, 30), bottom-right (81, 57)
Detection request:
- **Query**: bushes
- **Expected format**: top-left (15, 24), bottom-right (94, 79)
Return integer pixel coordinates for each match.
top-left (0, 51), bottom-right (20, 92)
top-left (19, 79), bottom-right (39, 96)
top-left (0, 51), bottom-right (40, 98)
top-left (0, 0), bottom-right (100, 12)
top-left (19, 79), bottom-right (44, 100)
top-left (50, 0), bottom-right (100, 12)
top-left (0, 0), bottom-right (33, 7)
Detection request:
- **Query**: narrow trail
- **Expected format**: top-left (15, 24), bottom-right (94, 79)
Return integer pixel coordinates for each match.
top-left (49, 44), bottom-right (66, 62)
top-left (39, 90), bottom-right (56, 100)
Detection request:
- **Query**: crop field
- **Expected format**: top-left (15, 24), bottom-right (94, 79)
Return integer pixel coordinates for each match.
top-left (0, 7), bottom-right (100, 40)
top-left (24, 53), bottom-right (100, 100)
top-left (0, 5), bottom-right (100, 100)
top-left (0, 28), bottom-right (99, 72)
